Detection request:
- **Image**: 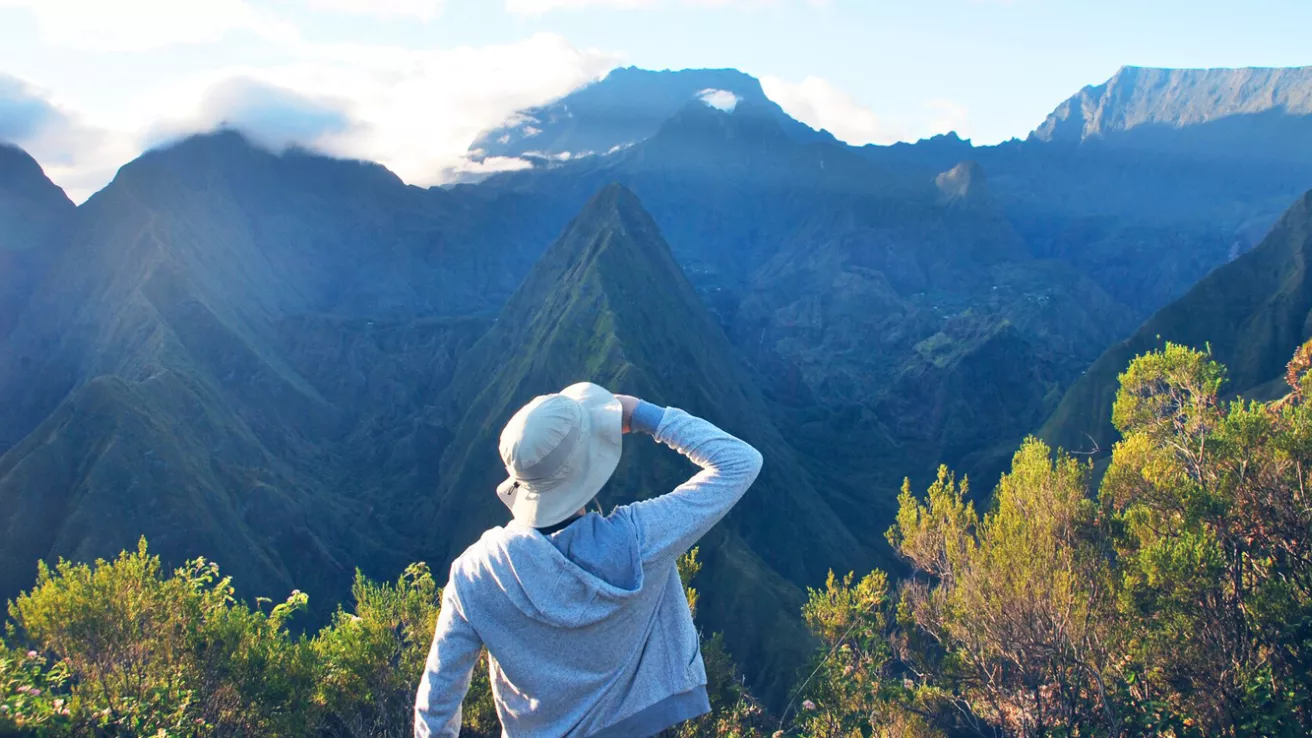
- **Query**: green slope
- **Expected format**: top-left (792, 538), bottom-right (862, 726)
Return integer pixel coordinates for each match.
top-left (1041, 189), bottom-right (1312, 454)
top-left (428, 183), bottom-right (881, 703)
top-left (0, 133), bottom-right (508, 613)
top-left (0, 143), bottom-right (74, 340)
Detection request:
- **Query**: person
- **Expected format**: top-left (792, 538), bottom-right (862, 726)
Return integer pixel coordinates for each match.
top-left (414, 382), bottom-right (763, 738)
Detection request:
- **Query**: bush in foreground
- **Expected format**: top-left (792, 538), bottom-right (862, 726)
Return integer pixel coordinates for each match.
top-left (7, 341), bottom-right (1312, 736)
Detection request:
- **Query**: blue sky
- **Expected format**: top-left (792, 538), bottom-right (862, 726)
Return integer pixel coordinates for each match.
top-left (0, 0), bottom-right (1308, 201)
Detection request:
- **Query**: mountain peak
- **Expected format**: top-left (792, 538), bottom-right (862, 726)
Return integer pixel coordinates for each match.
top-left (934, 159), bottom-right (990, 206)
top-left (1030, 65), bottom-right (1312, 144)
top-left (583, 181), bottom-right (645, 218)
top-left (542, 181), bottom-right (673, 280)
top-left (123, 129), bottom-right (406, 194)
top-left (468, 66), bottom-right (831, 165)
top-left (430, 185), bottom-right (873, 700)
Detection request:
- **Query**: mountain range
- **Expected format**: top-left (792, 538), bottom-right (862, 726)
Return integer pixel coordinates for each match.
top-left (1042, 188), bottom-right (1312, 455)
top-left (3, 63), bottom-right (1312, 699)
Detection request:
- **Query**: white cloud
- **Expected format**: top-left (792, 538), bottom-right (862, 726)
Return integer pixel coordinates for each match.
top-left (699, 88), bottom-right (739, 112)
top-left (442, 154), bottom-right (534, 183)
top-left (505, 0), bottom-right (828, 16)
top-left (303, 0), bottom-right (446, 21)
top-left (925, 98), bottom-right (970, 139)
top-left (762, 75), bottom-right (973, 145)
top-left (146, 77), bottom-right (361, 153)
top-left (125, 33), bottom-right (619, 189)
top-left (0, 0), bottom-right (296, 51)
top-left (761, 75), bottom-right (903, 145)
top-left (0, 74), bottom-right (127, 202)
top-left (505, 0), bottom-right (652, 13)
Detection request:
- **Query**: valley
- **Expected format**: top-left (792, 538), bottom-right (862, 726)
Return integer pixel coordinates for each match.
top-left (3, 64), bottom-right (1312, 700)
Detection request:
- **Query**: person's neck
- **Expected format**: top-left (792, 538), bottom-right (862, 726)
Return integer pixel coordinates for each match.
top-left (535, 512), bottom-right (584, 536)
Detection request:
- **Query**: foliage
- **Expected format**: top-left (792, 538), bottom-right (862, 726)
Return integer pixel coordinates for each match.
top-left (790, 569), bottom-right (940, 738)
top-left (0, 541), bottom-right (495, 738)
top-left (665, 550), bottom-right (775, 738)
top-left (887, 442), bottom-right (1117, 737)
top-left (0, 644), bottom-right (73, 735)
top-left (9, 341), bottom-right (1312, 736)
top-left (311, 563), bottom-right (439, 738)
top-left (1102, 342), bottom-right (1312, 734)
top-left (871, 341), bottom-right (1312, 737)
top-left (8, 538), bottom-right (316, 737)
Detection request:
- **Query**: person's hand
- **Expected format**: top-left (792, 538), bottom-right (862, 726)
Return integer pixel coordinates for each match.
top-left (615, 394), bottom-right (639, 434)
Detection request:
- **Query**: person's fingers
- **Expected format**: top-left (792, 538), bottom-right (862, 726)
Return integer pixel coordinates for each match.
top-left (615, 394), bottom-right (638, 433)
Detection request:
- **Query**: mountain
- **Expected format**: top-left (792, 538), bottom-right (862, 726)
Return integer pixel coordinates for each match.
top-left (426, 184), bottom-right (878, 701)
top-left (1041, 189), bottom-right (1312, 455)
top-left (474, 98), bottom-right (1135, 498)
top-left (0, 143), bottom-right (74, 340)
top-left (0, 132), bottom-right (530, 609)
top-left (468, 66), bottom-right (835, 166)
top-left (1032, 65), bottom-right (1312, 156)
top-left (858, 67), bottom-right (1312, 321)
top-left (5, 63), bottom-right (1312, 711)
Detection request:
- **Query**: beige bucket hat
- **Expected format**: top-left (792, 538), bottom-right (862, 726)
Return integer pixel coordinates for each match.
top-left (495, 382), bottom-right (624, 528)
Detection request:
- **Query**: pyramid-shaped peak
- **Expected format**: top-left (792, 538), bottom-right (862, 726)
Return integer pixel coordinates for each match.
top-left (583, 182), bottom-right (646, 217)
top-left (431, 180), bottom-right (873, 698)
top-left (547, 183), bottom-right (670, 265)
top-left (935, 159), bottom-right (991, 205)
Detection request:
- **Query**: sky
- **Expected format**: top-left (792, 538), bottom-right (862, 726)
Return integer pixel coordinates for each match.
top-left (0, 0), bottom-right (1309, 203)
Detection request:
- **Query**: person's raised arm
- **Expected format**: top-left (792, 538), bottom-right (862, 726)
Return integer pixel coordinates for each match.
top-left (414, 582), bottom-right (483, 738)
top-left (614, 395), bottom-right (763, 567)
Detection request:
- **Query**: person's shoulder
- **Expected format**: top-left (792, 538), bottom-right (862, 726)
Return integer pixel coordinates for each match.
top-left (450, 525), bottom-right (515, 578)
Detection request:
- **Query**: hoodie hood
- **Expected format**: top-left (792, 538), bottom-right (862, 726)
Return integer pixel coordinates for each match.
top-left (473, 512), bottom-right (645, 628)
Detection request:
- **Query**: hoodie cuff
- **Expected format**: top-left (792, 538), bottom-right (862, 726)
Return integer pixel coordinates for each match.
top-left (630, 400), bottom-right (666, 436)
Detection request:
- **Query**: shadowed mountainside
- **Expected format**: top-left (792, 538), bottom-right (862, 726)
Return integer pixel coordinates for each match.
top-left (0, 143), bottom-right (74, 340)
top-left (0, 133), bottom-right (524, 609)
top-left (427, 184), bottom-right (878, 701)
top-left (5, 62), bottom-right (1312, 705)
top-left (1041, 189), bottom-right (1312, 455)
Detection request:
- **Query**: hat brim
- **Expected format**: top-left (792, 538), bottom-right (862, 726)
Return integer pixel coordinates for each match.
top-left (497, 382), bottom-right (623, 528)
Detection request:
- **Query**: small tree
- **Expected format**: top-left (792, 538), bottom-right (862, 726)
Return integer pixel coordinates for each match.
top-left (791, 569), bottom-right (940, 738)
top-left (7, 539), bottom-right (315, 738)
top-left (1102, 342), bottom-right (1312, 735)
top-left (887, 442), bottom-right (1117, 737)
top-left (312, 563), bottom-right (442, 738)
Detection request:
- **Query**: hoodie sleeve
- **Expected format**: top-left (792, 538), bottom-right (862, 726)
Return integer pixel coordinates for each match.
top-left (621, 406), bottom-right (763, 567)
top-left (414, 582), bottom-right (483, 738)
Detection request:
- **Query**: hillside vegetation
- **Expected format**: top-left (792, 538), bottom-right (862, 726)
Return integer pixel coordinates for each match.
top-left (1043, 189), bottom-right (1312, 455)
top-left (5, 63), bottom-right (1312, 728)
top-left (7, 340), bottom-right (1312, 736)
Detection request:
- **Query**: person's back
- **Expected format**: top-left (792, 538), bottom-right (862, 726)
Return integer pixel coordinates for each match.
top-left (415, 383), bottom-right (763, 737)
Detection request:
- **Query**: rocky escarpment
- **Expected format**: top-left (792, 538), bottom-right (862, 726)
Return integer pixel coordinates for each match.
top-left (1031, 65), bottom-right (1312, 150)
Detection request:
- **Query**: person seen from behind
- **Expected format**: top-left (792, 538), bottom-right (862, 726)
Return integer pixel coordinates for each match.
top-left (414, 382), bottom-right (764, 737)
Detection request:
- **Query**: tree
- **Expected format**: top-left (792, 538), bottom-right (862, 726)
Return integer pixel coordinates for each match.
top-left (791, 569), bottom-right (940, 738)
top-left (886, 444), bottom-right (1117, 737)
top-left (7, 539), bottom-right (316, 737)
top-left (312, 563), bottom-right (444, 738)
top-left (1102, 342), bottom-right (1312, 735)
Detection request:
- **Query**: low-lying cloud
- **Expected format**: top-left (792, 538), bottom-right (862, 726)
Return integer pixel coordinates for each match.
top-left (0, 74), bottom-right (118, 200)
top-left (147, 78), bottom-right (360, 153)
top-left (762, 74), bottom-right (972, 146)
top-left (125, 31), bottom-right (616, 187)
top-left (762, 75), bottom-right (904, 145)
top-left (699, 89), bottom-right (740, 112)
top-left (0, 76), bottom-right (61, 143)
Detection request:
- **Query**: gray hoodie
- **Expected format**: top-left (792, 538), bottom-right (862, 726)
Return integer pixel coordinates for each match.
top-left (414, 403), bottom-right (763, 737)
